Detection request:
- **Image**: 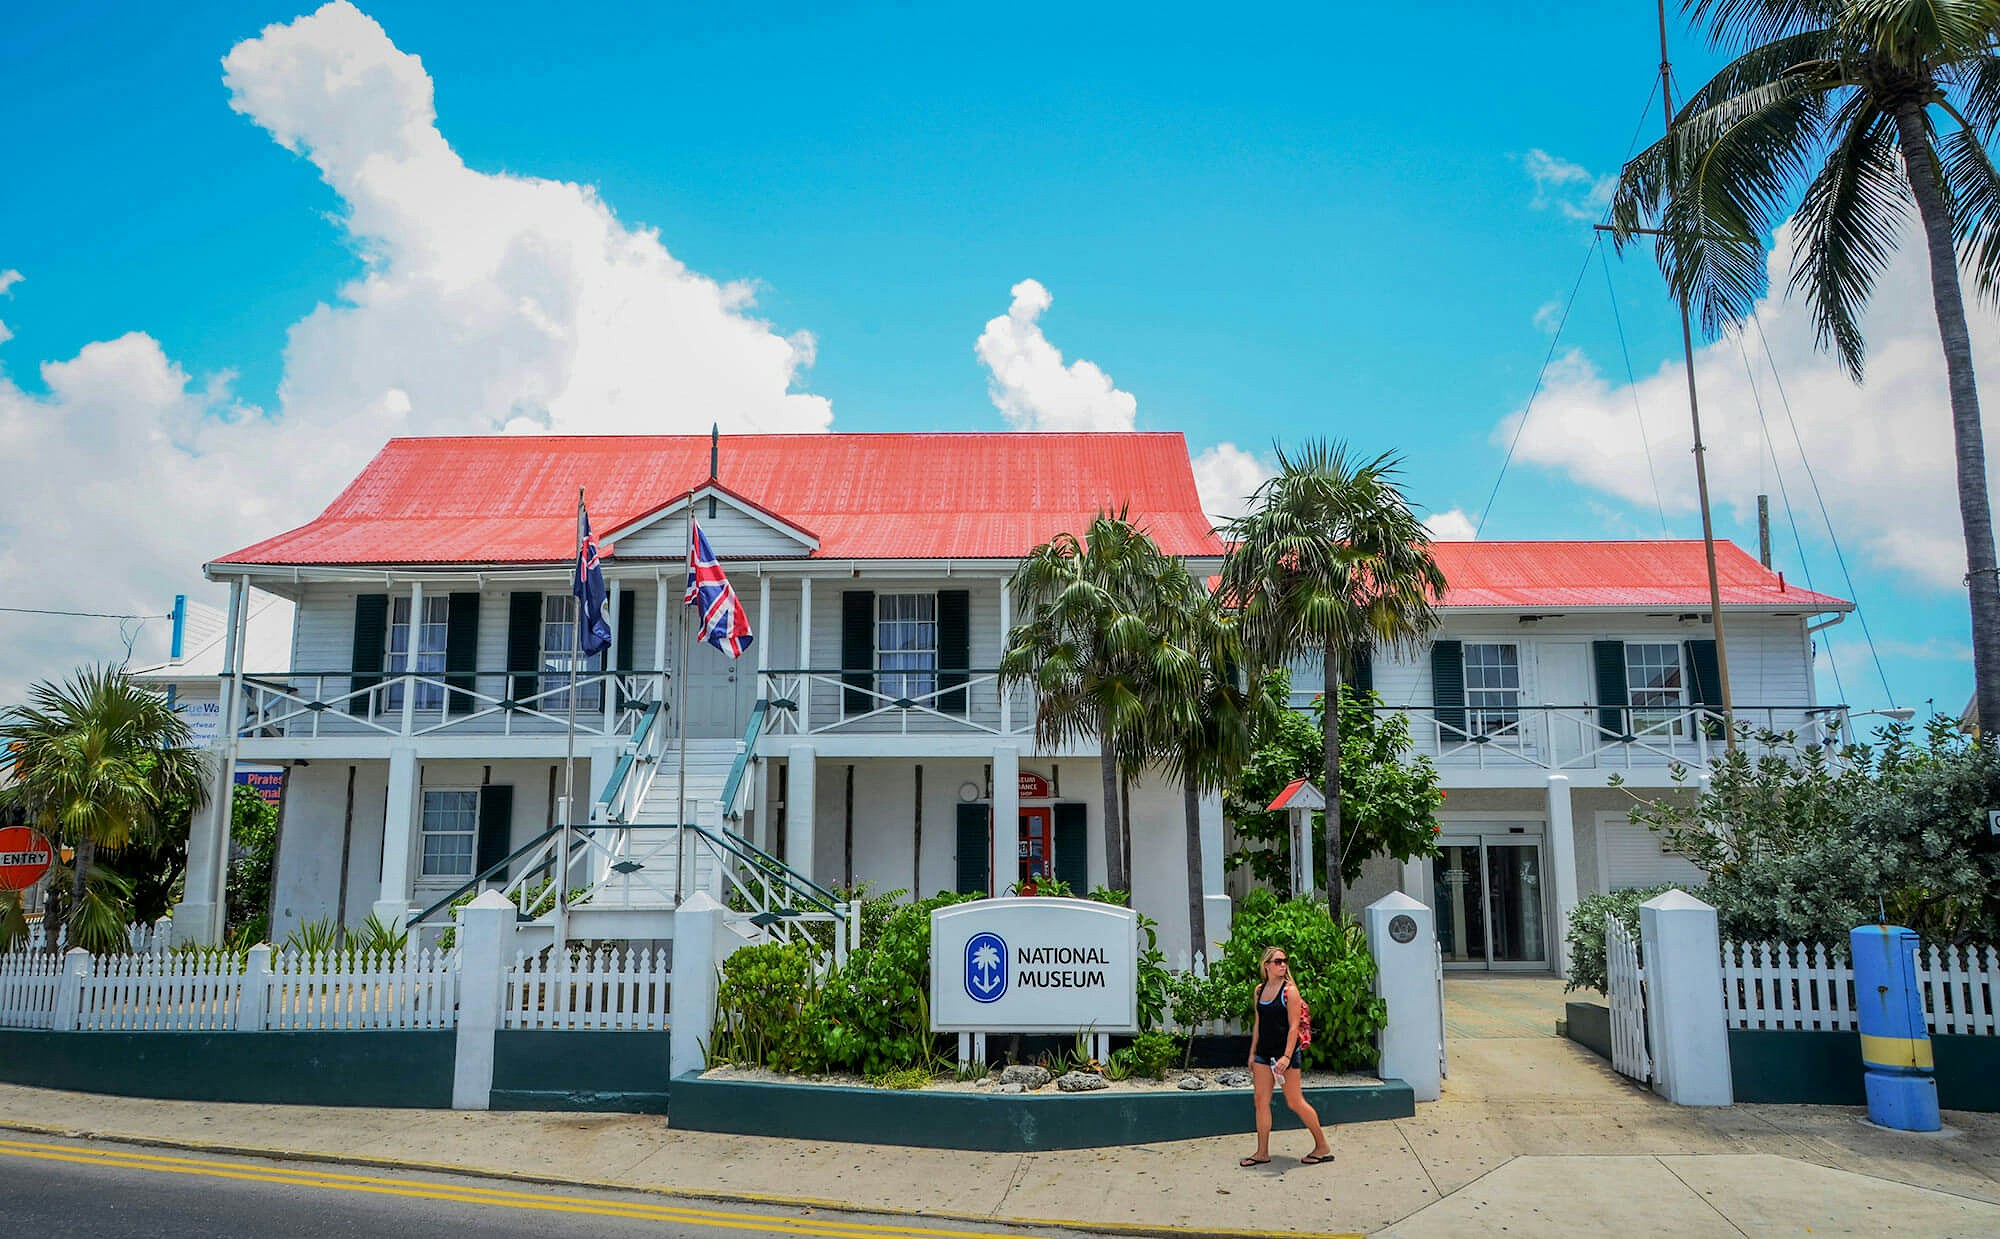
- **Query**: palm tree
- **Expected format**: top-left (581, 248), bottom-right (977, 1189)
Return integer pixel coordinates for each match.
top-left (1144, 568), bottom-right (1260, 955)
top-left (1611, 0), bottom-right (2000, 730)
top-left (1220, 441), bottom-right (1444, 918)
top-left (0, 665), bottom-right (208, 953)
top-left (1002, 512), bottom-right (1191, 893)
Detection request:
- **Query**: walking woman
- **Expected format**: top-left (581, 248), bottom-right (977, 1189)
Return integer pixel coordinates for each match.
top-left (1240, 945), bottom-right (1334, 1167)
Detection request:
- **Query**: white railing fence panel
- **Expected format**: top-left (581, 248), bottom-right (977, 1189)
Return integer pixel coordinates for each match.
top-left (503, 946), bottom-right (672, 1031)
top-left (1720, 940), bottom-right (2000, 1036)
top-left (1606, 916), bottom-right (1651, 1083)
top-left (0, 951), bottom-right (64, 1029)
top-left (266, 947), bottom-right (460, 1031)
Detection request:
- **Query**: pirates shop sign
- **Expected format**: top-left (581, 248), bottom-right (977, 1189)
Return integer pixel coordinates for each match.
top-left (930, 897), bottom-right (1138, 1034)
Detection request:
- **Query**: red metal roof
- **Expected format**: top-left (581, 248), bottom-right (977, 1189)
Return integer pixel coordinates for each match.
top-left (213, 432), bottom-right (1226, 565)
top-left (1429, 540), bottom-right (1848, 611)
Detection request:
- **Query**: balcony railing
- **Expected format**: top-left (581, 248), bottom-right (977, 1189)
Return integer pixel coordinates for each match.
top-left (759, 668), bottom-right (1033, 739)
top-left (232, 669), bottom-right (663, 741)
top-left (1350, 702), bottom-right (1847, 775)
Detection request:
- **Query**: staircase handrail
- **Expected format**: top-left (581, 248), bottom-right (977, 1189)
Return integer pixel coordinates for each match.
top-left (718, 700), bottom-right (769, 821)
top-left (406, 822), bottom-right (566, 927)
top-left (592, 700), bottom-right (666, 824)
top-left (687, 824), bottom-right (844, 918)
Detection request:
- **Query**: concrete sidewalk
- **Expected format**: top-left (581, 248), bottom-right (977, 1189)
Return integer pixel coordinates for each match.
top-left (3, 1046), bottom-right (1998, 1236)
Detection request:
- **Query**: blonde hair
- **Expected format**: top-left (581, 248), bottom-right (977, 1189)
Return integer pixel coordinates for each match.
top-left (1259, 945), bottom-right (1288, 980)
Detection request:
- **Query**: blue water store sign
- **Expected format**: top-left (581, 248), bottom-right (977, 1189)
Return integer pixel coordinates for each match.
top-left (930, 898), bottom-right (1139, 1034)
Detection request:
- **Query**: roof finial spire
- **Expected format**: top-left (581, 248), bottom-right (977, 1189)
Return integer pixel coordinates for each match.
top-left (708, 423), bottom-right (719, 517)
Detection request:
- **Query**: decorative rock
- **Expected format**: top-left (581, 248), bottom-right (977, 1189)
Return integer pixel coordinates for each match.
top-left (1213, 1069), bottom-right (1252, 1088)
top-left (1056, 1070), bottom-right (1109, 1093)
top-left (1000, 1065), bottom-right (1052, 1089)
top-left (1177, 1075), bottom-right (1206, 1091)
top-left (995, 1082), bottom-right (1026, 1094)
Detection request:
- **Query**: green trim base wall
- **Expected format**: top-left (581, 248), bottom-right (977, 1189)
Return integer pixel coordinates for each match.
top-left (1729, 1030), bottom-right (2000, 1112)
top-left (0, 1029), bottom-right (454, 1108)
top-left (491, 1030), bottom-right (671, 1113)
top-left (1564, 1001), bottom-right (1613, 1061)
top-left (668, 1074), bottom-right (1415, 1150)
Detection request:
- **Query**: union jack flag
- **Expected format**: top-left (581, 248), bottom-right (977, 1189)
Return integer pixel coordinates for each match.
top-left (685, 521), bottom-right (754, 658)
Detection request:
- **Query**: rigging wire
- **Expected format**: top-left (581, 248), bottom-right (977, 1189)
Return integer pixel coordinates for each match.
top-left (1477, 74), bottom-right (1662, 536)
top-left (1732, 328), bottom-right (1848, 706)
top-left (1598, 247), bottom-right (1673, 535)
top-left (1746, 310), bottom-right (1897, 705)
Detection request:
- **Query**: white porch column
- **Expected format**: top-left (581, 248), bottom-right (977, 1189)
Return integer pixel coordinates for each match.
top-left (998, 580), bottom-right (1012, 734)
top-left (402, 580), bottom-right (422, 736)
top-left (992, 745), bottom-right (1020, 894)
top-left (1638, 890), bottom-right (1733, 1106)
top-left (373, 746), bottom-right (420, 927)
top-left (785, 744), bottom-right (816, 877)
top-left (1199, 789), bottom-right (1230, 951)
top-left (602, 583), bottom-right (618, 733)
top-left (176, 575), bottom-right (247, 945)
top-left (797, 577), bottom-right (813, 732)
top-left (588, 742), bottom-right (620, 826)
top-left (653, 574), bottom-right (670, 704)
top-left (1545, 773), bottom-right (1580, 977)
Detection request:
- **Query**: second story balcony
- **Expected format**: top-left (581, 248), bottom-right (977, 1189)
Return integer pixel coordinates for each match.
top-left (232, 667), bottom-right (664, 745)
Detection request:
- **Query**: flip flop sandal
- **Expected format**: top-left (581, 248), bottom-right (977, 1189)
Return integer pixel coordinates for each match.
top-left (1238, 1156), bottom-right (1271, 1167)
top-left (1301, 1152), bottom-right (1335, 1166)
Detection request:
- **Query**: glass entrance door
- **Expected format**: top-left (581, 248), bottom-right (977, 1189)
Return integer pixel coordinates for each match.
top-left (1433, 835), bottom-right (1549, 970)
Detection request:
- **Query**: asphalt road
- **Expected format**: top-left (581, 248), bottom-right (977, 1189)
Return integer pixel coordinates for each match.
top-left (0, 1134), bottom-right (1093, 1239)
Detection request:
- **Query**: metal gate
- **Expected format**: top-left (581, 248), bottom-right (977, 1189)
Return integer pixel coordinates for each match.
top-left (1605, 915), bottom-right (1651, 1083)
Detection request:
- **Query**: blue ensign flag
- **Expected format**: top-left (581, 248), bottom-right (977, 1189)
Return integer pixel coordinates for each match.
top-left (573, 507), bottom-right (614, 657)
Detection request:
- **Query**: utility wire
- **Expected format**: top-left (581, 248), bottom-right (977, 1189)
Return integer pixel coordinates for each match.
top-left (0, 607), bottom-right (166, 620)
top-left (1733, 328), bottom-right (1847, 706)
top-left (1746, 310), bottom-right (1896, 705)
top-left (1598, 247), bottom-right (1673, 535)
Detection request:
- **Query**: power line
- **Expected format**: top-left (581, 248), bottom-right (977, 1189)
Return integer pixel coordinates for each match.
top-left (1598, 247), bottom-right (1672, 535)
top-left (0, 607), bottom-right (166, 621)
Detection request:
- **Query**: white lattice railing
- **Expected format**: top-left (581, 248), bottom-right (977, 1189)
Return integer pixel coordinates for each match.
top-left (1723, 941), bottom-right (2000, 1036)
top-left (503, 945), bottom-right (672, 1031)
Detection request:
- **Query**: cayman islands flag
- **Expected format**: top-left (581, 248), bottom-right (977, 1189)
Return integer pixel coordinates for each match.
top-left (573, 506), bottom-right (614, 657)
top-left (685, 521), bottom-right (754, 658)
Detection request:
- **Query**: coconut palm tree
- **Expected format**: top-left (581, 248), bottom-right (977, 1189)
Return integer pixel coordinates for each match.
top-left (0, 665), bottom-right (208, 953)
top-left (1611, 0), bottom-right (2000, 730)
top-left (1002, 512), bottom-right (1192, 893)
top-left (1143, 569), bottom-right (1261, 955)
top-left (1220, 441), bottom-right (1444, 918)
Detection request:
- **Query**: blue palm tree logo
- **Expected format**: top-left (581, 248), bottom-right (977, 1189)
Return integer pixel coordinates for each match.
top-left (966, 931), bottom-right (1007, 1003)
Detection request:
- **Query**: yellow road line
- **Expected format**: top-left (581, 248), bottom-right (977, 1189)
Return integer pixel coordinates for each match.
top-left (0, 1128), bottom-right (1363, 1239)
top-left (0, 1138), bottom-right (996, 1238)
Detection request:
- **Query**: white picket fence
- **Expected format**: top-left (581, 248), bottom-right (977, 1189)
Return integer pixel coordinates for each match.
top-left (0, 951), bottom-right (64, 1030)
top-left (20, 918), bottom-right (173, 956)
top-left (1723, 940), bottom-right (2000, 1036)
top-left (1606, 917), bottom-right (1652, 1082)
top-left (504, 946), bottom-right (672, 1031)
top-left (266, 947), bottom-right (459, 1031)
top-left (74, 950), bottom-right (245, 1031)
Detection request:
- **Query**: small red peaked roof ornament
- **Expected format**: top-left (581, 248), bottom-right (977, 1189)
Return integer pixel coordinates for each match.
top-left (1266, 779), bottom-right (1326, 812)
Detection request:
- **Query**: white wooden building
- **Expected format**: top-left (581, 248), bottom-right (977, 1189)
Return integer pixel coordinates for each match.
top-left (175, 432), bottom-right (1849, 971)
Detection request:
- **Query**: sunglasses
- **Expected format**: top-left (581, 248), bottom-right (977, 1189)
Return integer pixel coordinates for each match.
top-left (1270, 958), bottom-right (1288, 965)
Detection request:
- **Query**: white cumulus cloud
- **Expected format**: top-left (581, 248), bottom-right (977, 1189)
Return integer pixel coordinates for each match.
top-left (1524, 149), bottom-right (1615, 223)
top-left (1423, 509), bottom-right (1478, 541)
top-left (975, 279), bottom-right (1137, 432)
top-left (0, 1), bottom-right (833, 703)
top-left (1192, 442), bottom-right (1273, 524)
top-left (1498, 212), bottom-right (2000, 590)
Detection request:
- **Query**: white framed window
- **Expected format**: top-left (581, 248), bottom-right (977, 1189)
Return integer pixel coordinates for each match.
top-left (877, 594), bottom-right (938, 704)
top-left (386, 595), bottom-right (449, 711)
top-left (1626, 642), bottom-right (1686, 736)
top-left (1464, 642), bottom-right (1522, 738)
top-left (541, 595), bottom-right (605, 712)
top-left (420, 789), bottom-right (479, 880)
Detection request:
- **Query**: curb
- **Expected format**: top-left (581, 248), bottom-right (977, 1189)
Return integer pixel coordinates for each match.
top-left (0, 1118), bottom-right (1362, 1239)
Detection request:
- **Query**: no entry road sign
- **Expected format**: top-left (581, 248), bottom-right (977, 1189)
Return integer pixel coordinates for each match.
top-left (0, 827), bottom-right (54, 891)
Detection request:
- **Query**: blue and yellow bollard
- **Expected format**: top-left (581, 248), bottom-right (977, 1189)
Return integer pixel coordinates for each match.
top-left (1851, 924), bottom-right (1941, 1131)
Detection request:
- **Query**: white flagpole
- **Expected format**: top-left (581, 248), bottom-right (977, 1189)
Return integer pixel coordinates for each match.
top-left (676, 489), bottom-right (694, 902)
top-left (557, 488), bottom-right (583, 952)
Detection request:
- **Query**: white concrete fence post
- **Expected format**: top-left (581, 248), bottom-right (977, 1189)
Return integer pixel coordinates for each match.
top-left (1364, 892), bottom-right (1442, 1102)
top-left (238, 943), bottom-right (273, 1031)
top-left (453, 891), bottom-right (519, 1110)
top-left (670, 892), bottom-right (738, 1081)
top-left (54, 948), bottom-right (90, 1031)
top-left (1638, 889), bottom-right (1733, 1106)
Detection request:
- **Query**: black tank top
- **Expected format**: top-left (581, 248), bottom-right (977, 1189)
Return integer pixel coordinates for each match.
top-left (1254, 983), bottom-right (1290, 1058)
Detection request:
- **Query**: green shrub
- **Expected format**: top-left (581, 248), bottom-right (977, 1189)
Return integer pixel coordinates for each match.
top-left (1563, 884), bottom-right (1676, 994)
top-left (1111, 1029), bottom-right (1182, 1080)
top-left (813, 892), bottom-right (978, 1074)
top-left (1205, 890), bottom-right (1384, 1071)
top-left (711, 939), bottom-right (823, 1073)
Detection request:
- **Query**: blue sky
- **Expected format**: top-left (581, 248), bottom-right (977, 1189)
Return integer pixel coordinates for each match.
top-left (0, 1), bottom-right (1981, 721)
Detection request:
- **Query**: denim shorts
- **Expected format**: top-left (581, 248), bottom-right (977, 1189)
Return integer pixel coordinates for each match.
top-left (1251, 1054), bottom-right (1297, 1073)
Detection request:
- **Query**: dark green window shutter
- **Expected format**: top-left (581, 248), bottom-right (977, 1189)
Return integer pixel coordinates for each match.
top-left (507, 592), bottom-right (544, 706)
top-left (1684, 639), bottom-right (1721, 709)
top-left (616, 588), bottom-right (638, 710)
top-left (348, 594), bottom-right (388, 716)
top-left (842, 591), bottom-right (875, 715)
top-left (937, 589), bottom-right (970, 715)
top-left (1594, 640), bottom-right (1630, 737)
top-left (1053, 802), bottom-right (1088, 893)
top-left (476, 784), bottom-right (514, 877)
top-left (1351, 644), bottom-right (1374, 698)
top-left (955, 802), bottom-right (990, 895)
top-left (1430, 640), bottom-right (1465, 738)
top-left (446, 592), bottom-right (480, 716)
